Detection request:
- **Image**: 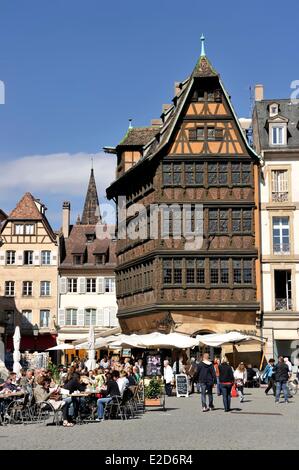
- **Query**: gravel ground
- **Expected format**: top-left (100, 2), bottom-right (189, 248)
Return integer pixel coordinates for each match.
top-left (1, 388), bottom-right (298, 450)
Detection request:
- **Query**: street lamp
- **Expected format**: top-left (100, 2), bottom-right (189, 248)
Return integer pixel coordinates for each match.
top-left (33, 323), bottom-right (39, 352)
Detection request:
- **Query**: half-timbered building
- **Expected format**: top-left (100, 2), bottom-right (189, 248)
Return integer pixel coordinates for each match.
top-left (106, 38), bottom-right (262, 349)
top-left (0, 193), bottom-right (59, 352)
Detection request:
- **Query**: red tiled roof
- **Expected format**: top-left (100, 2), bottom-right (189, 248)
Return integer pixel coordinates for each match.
top-left (9, 193), bottom-right (43, 220)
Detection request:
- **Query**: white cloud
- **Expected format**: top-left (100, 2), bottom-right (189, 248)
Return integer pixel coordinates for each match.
top-left (0, 151), bottom-right (116, 199)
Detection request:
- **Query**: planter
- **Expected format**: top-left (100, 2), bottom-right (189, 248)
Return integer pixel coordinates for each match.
top-left (144, 398), bottom-right (161, 406)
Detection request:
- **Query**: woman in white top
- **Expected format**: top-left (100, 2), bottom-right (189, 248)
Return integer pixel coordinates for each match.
top-left (117, 370), bottom-right (129, 396)
top-left (234, 362), bottom-right (247, 402)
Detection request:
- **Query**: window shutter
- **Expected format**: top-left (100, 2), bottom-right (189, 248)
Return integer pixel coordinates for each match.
top-left (103, 307), bottom-right (110, 327)
top-left (58, 308), bottom-right (65, 327)
top-left (77, 308), bottom-right (85, 326)
top-left (96, 308), bottom-right (104, 326)
top-left (51, 251), bottom-right (57, 265)
top-left (96, 277), bottom-right (105, 294)
top-left (33, 250), bottom-right (40, 266)
top-left (109, 306), bottom-right (118, 327)
top-left (16, 251), bottom-right (23, 266)
top-left (79, 277), bottom-right (86, 294)
top-left (59, 277), bottom-right (67, 294)
top-left (0, 252), bottom-right (5, 266)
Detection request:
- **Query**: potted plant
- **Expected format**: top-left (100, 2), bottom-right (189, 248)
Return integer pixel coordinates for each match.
top-left (144, 377), bottom-right (163, 406)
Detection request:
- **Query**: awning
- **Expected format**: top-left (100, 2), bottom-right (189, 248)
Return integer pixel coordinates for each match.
top-left (46, 343), bottom-right (75, 351)
top-left (196, 332), bottom-right (266, 347)
top-left (6, 334), bottom-right (57, 352)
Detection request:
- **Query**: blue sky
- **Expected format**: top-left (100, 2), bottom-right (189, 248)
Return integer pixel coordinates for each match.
top-left (0, 0), bottom-right (298, 227)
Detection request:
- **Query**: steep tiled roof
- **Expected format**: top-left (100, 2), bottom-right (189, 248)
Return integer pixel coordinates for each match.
top-left (9, 193), bottom-right (43, 220)
top-left (60, 223), bottom-right (116, 268)
top-left (254, 99), bottom-right (299, 150)
top-left (118, 127), bottom-right (159, 147)
top-left (0, 209), bottom-right (7, 223)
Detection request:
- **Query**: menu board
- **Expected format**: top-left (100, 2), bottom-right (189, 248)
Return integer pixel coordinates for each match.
top-left (145, 354), bottom-right (162, 377)
top-left (175, 374), bottom-right (189, 397)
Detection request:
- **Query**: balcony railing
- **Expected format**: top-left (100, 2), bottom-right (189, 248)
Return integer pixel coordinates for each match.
top-left (272, 191), bottom-right (288, 203)
top-left (273, 243), bottom-right (290, 254)
top-left (275, 298), bottom-right (292, 311)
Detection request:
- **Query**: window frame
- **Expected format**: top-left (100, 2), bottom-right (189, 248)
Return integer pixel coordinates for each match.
top-left (5, 281), bottom-right (15, 297)
top-left (22, 281), bottom-right (33, 297)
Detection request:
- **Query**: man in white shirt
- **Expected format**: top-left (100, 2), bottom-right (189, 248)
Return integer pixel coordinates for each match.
top-left (163, 360), bottom-right (174, 397)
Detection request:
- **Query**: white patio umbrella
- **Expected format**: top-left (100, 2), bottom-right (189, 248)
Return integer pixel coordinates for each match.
top-left (85, 325), bottom-right (97, 371)
top-left (116, 332), bottom-right (198, 349)
top-left (107, 334), bottom-right (146, 349)
top-left (46, 343), bottom-right (75, 351)
top-left (13, 326), bottom-right (22, 377)
top-left (195, 332), bottom-right (266, 347)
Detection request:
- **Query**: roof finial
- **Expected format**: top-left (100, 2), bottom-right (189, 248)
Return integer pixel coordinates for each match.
top-left (200, 33), bottom-right (206, 57)
top-left (128, 118), bottom-right (133, 129)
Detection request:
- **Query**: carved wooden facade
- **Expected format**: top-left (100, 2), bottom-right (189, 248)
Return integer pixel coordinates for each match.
top-left (106, 50), bottom-right (261, 336)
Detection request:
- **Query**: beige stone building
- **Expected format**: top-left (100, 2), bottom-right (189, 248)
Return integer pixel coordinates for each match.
top-left (253, 85), bottom-right (299, 362)
top-left (0, 193), bottom-right (59, 354)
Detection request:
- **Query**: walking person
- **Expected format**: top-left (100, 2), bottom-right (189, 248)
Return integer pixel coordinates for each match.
top-left (234, 362), bottom-right (247, 403)
top-left (219, 357), bottom-right (234, 412)
top-left (263, 359), bottom-right (276, 396)
top-left (163, 360), bottom-right (174, 397)
top-left (186, 357), bottom-right (197, 394)
top-left (275, 356), bottom-right (290, 404)
top-left (196, 352), bottom-right (216, 412)
top-left (213, 357), bottom-right (221, 396)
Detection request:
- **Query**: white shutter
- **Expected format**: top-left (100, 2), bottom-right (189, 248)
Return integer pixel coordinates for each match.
top-left (33, 250), bottom-right (40, 266)
top-left (0, 252), bottom-right (5, 266)
top-left (58, 308), bottom-right (65, 327)
top-left (96, 277), bottom-right (105, 294)
top-left (77, 308), bottom-right (85, 326)
top-left (96, 308), bottom-right (104, 326)
top-left (103, 307), bottom-right (110, 327)
top-left (59, 277), bottom-right (67, 294)
top-left (109, 306), bottom-right (118, 327)
top-left (79, 277), bottom-right (86, 294)
top-left (51, 251), bottom-right (57, 266)
top-left (16, 250), bottom-right (23, 266)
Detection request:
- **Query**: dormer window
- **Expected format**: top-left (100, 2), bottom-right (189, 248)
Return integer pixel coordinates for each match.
top-left (86, 232), bottom-right (95, 243)
top-left (73, 255), bottom-right (82, 265)
top-left (272, 126), bottom-right (286, 145)
top-left (269, 103), bottom-right (279, 117)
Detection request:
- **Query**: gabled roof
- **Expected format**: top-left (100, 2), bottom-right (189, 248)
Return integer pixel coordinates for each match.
top-left (9, 192), bottom-right (44, 220)
top-left (106, 43), bottom-right (262, 197)
top-left (1, 192), bottom-right (57, 242)
top-left (0, 209), bottom-right (7, 222)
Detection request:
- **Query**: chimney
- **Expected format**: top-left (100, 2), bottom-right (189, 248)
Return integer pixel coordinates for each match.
top-left (255, 84), bottom-right (264, 101)
top-left (62, 201), bottom-right (70, 238)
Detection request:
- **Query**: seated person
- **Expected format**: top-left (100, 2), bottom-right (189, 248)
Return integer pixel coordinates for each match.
top-left (19, 369), bottom-right (34, 396)
top-left (62, 372), bottom-right (86, 427)
top-left (126, 367), bottom-right (137, 386)
top-left (1, 372), bottom-right (20, 392)
top-left (33, 376), bottom-right (64, 410)
top-left (117, 370), bottom-right (129, 396)
top-left (95, 368), bottom-right (105, 388)
top-left (97, 370), bottom-right (120, 421)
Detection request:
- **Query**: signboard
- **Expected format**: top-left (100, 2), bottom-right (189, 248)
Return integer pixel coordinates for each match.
top-left (145, 353), bottom-right (162, 377)
top-left (122, 349), bottom-right (131, 357)
top-left (175, 374), bottom-right (189, 397)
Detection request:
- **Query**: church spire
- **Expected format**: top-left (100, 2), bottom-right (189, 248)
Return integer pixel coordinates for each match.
top-left (81, 167), bottom-right (101, 225)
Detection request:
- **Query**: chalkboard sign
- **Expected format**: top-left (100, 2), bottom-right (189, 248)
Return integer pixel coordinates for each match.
top-left (175, 374), bottom-right (189, 397)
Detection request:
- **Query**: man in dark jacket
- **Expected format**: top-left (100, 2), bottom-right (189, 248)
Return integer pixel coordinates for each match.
top-left (274, 356), bottom-right (290, 404)
top-left (97, 370), bottom-right (120, 421)
top-left (62, 372), bottom-right (86, 426)
top-left (196, 353), bottom-right (216, 412)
